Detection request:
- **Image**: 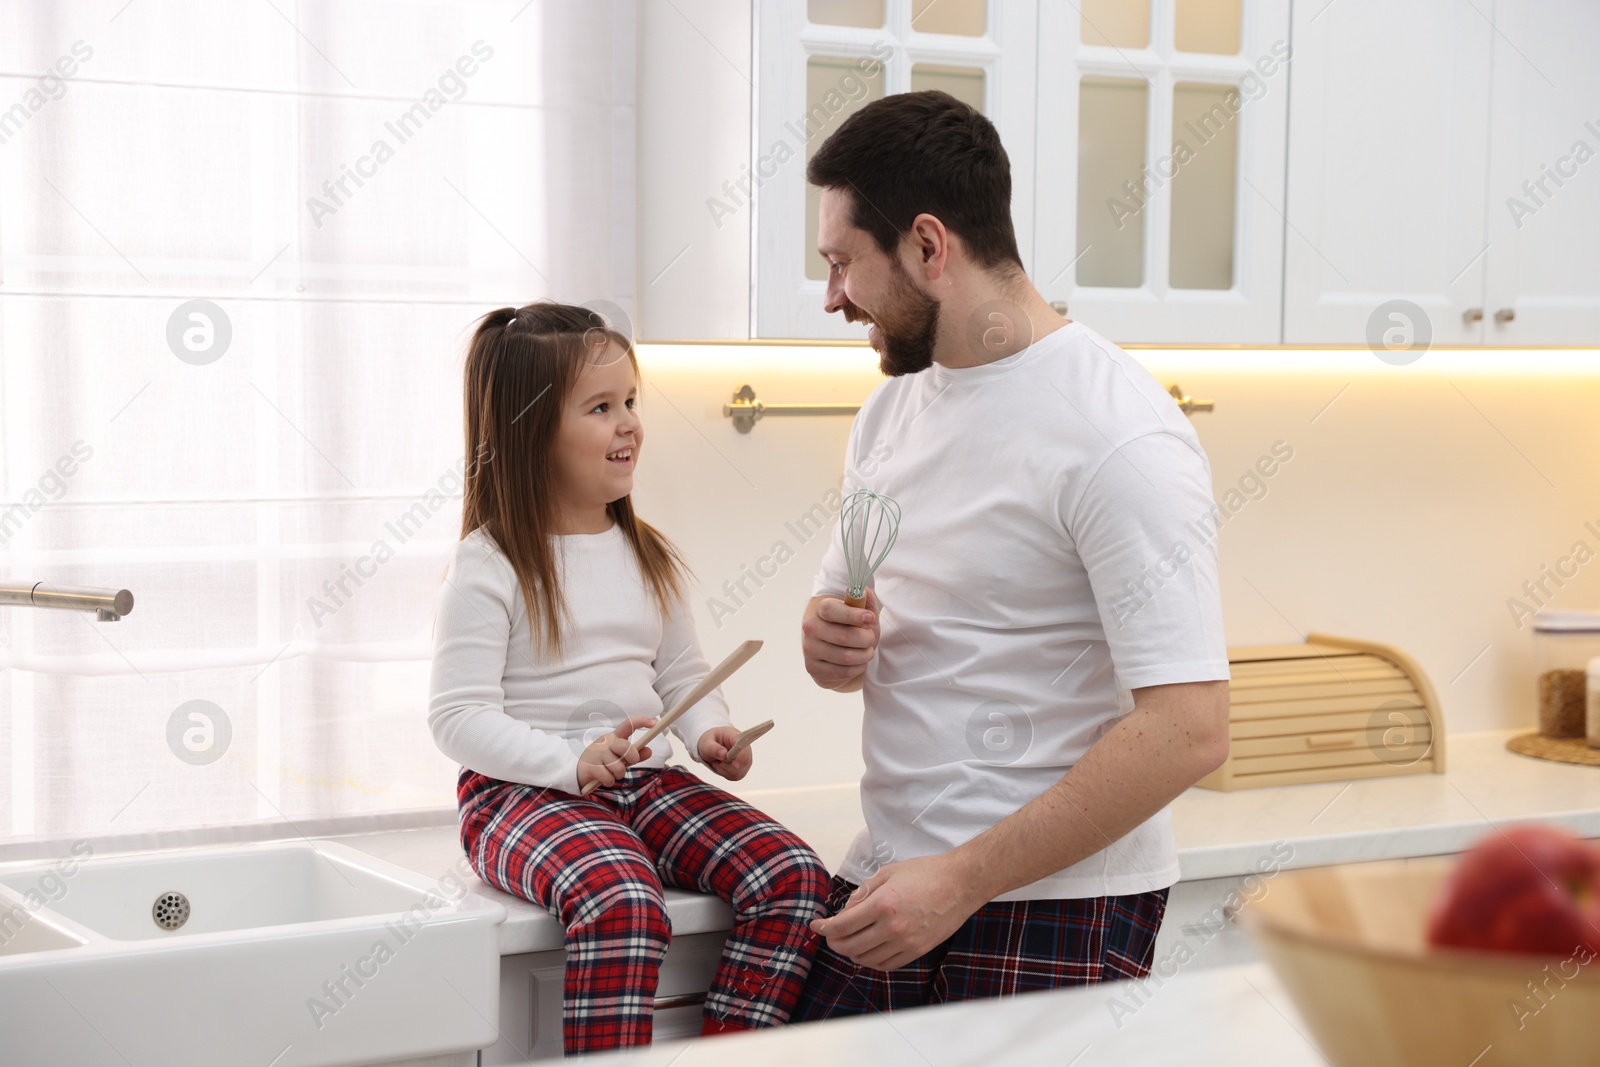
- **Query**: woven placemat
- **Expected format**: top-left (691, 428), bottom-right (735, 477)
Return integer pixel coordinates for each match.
top-left (1507, 731), bottom-right (1600, 767)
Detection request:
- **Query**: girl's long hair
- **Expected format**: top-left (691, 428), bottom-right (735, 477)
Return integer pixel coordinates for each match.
top-left (460, 301), bottom-right (688, 660)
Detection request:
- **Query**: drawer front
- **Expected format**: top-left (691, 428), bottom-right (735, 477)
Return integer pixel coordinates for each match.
top-left (1149, 873), bottom-right (1262, 975)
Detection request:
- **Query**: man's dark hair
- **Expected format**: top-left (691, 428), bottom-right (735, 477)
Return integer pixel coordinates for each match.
top-left (807, 89), bottom-right (1023, 273)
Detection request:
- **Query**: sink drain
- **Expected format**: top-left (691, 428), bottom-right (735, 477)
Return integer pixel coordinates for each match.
top-left (152, 890), bottom-right (190, 931)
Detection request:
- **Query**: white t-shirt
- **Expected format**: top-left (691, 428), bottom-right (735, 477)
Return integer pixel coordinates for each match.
top-left (811, 319), bottom-right (1230, 901)
top-left (428, 523), bottom-right (733, 794)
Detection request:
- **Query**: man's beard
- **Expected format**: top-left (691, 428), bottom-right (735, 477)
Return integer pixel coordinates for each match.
top-left (843, 259), bottom-right (940, 377)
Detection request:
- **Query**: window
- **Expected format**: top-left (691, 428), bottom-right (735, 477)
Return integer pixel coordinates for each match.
top-left (1, 2), bottom-right (633, 847)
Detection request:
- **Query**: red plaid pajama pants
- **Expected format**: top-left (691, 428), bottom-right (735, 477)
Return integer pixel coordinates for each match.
top-left (792, 874), bottom-right (1169, 1020)
top-left (457, 764), bottom-right (830, 1054)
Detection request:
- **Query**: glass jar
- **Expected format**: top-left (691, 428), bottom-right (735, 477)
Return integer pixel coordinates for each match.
top-left (1532, 611), bottom-right (1600, 739)
top-left (1588, 658), bottom-right (1600, 749)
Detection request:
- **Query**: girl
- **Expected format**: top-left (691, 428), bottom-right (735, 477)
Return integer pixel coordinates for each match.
top-left (428, 301), bottom-right (829, 1055)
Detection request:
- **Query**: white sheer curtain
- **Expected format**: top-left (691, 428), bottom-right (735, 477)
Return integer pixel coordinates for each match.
top-left (0, 0), bottom-right (636, 854)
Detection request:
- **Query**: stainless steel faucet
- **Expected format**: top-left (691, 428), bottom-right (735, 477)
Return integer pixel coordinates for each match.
top-left (0, 581), bottom-right (135, 621)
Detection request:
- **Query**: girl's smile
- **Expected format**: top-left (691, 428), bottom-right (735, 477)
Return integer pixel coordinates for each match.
top-left (552, 339), bottom-right (643, 533)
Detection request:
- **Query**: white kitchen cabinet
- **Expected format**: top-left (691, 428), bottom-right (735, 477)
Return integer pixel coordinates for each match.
top-left (1281, 0), bottom-right (1494, 346)
top-left (748, 0), bottom-right (1292, 345)
top-left (482, 932), bottom-right (725, 1063)
top-left (656, 0), bottom-right (1600, 345)
top-left (752, 0), bottom-right (1039, 340)
top-left (1283, 0), bottom-right (1600, 347)
top-left (1149, 872), bottom-right (1262, 976)
top-left (1482, 0), bottom-right (1600, 345)
top-left (1034, 0), bottom-right (1292, 344)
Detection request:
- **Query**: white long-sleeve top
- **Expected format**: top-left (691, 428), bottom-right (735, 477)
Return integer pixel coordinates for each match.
top-left (428, 523), bottom-right (734, 794)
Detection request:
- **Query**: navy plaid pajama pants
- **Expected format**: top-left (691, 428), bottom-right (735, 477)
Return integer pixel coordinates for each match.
top-left (457, 764), bottom-right (830, 1055)
top-left (792, 874), bottom-right (1169, 1020)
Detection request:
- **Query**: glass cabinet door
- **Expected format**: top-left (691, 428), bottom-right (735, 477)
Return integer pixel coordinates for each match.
top-left (753, 0), bottom-right (1286, 343)
top-left (1038, 0), bottom-right (1291, 343)
top-left (755, 0), bottom-right (1038, 340)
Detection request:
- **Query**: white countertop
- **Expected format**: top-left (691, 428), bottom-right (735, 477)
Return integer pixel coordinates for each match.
top-left (1170, 728), bottom-right (1600, 879)
top-left (550, 961), bottom-right (1324, 1067)
top-left (334, 729), bottom-right (1600, 954)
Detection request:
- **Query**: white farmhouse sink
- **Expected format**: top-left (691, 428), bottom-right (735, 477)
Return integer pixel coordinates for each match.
top-left (0, 891), bottom-right (87, 956)
top-left (2, 841), bottom-right (444, 940)
top-left (0, 839), bottom-right (505, 1067)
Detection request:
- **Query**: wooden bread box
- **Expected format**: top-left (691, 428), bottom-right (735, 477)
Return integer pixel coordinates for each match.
top-left (1197, 632), bottom-right (1446, 792)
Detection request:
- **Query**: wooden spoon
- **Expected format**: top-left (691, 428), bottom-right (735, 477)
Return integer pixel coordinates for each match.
top-left (579, 639), bottom-right (763, 796)
top-left (724, 719), bottom-right (775, 762)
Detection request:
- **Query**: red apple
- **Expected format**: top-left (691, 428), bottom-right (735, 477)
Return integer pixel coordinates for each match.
top-left (1426, 824), bottom-right (1600, 956)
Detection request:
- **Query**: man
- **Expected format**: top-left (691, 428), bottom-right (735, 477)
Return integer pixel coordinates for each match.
top-left (793, 90), bottom-right (1231, 1018)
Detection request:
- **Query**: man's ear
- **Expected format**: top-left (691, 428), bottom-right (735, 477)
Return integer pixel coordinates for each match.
top-left (908, 212), bottom-right (950, 280)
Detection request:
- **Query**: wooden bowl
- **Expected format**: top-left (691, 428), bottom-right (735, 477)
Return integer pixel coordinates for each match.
top-left (1237, 855), bottom-right (1600, 1066)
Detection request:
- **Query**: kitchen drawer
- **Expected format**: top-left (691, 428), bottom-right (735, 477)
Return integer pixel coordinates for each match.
top-left (483, 930), bottom-right (726, 1064)
top-left (1149, 870), bottom-right (1274, 978)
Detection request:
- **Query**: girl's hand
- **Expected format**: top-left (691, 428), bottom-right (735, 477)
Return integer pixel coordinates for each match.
top-left (576, 715), bottom-right (656, 792)
top-left (697, 725), bottom-right (754, 782)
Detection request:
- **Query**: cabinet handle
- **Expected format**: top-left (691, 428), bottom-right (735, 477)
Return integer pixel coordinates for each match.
top-left (1462, 308), bottom-right (1483, 324)
top-left (1495, 307), bottom-right (1516, 324)
top-left (653, 992), bottom-right (707, 1011)
top-left (1166, 383), bottom-right (1215, 416)
top-left (723, 384), bottom-right (861, 434)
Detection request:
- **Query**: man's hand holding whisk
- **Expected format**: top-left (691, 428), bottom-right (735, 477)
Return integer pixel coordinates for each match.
top-left (801, 588), bottom-right (881, 693)
top-left (803, 489), bottom-right (897, 693)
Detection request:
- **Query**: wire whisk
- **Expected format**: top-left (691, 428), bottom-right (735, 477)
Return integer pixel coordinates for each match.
top-left (840, 489), bottom-right (901, 607)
